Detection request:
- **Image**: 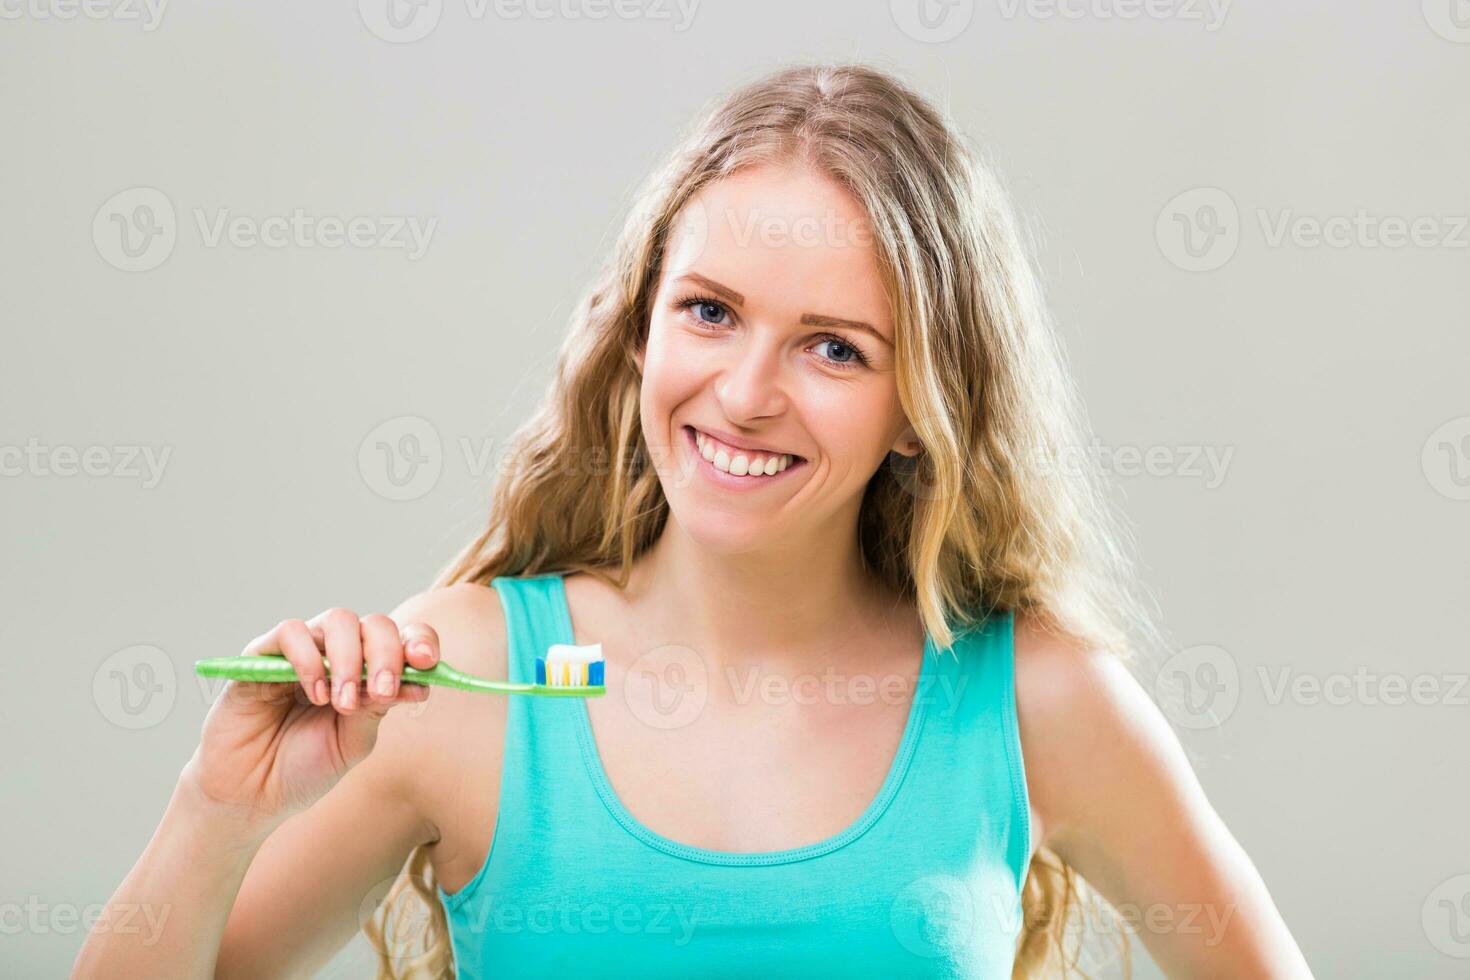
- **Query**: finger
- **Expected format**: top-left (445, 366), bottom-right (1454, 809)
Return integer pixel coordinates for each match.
top-left (277, 618), bottom-right (330, 707)
top-left (240, 617), bottom-right (322, 659)
top-left (319, 608), bottom-right (363, 713)
top-left (301, 611), bottom-right (331, 648)
top-left (399, 623), bottom-right (440, 670)
top-left (361, 614), bottom-right (404, 699)
top-left (337, 685), bottom-right (430, 766)
top-left (362, 681), bottom-right (431, 707)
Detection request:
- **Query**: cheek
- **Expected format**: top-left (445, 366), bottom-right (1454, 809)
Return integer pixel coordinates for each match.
top-left (804, 384), bottom-right (902, 469)
top-left (641, 316), bottom-right (704, 415)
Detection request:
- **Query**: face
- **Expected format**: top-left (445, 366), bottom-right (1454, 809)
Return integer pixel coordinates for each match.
top-left (637, 161), bottom-right (920, 554)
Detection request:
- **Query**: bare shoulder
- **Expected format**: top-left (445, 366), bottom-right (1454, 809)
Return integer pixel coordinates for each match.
top-left (367, 581), bottom-right (511, 837)
top-left (1011, 609), bottom-right (1183, 850)
top-left (390, 580), bottom-right (508, 669)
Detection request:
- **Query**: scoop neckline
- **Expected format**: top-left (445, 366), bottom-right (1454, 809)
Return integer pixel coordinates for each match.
top-left (550, 572), bottom-right (935, 867)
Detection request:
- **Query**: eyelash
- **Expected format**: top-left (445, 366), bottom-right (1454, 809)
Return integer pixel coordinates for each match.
top-left (674, 295), bottom-right (871, 369)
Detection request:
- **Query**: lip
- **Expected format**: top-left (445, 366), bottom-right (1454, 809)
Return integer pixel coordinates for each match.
top-left (681, 425), bottom-right (805, 490)
top-left (686, 424), bottom-right (803, 461)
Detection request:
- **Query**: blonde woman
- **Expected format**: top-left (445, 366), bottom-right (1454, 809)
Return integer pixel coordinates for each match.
top-left (76, 63), bottom-right (1312, 978)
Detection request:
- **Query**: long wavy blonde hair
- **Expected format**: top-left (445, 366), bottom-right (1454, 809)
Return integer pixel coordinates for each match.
top-left (365, 60), bottom-right (1167, 979)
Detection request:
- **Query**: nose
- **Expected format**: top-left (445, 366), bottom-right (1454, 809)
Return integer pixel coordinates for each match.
top-left (714, 333), bottom-right (788, 424)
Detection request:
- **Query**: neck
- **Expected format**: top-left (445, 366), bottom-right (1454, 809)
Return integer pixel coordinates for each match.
top-left (627, 513), bottom-right (899, 674)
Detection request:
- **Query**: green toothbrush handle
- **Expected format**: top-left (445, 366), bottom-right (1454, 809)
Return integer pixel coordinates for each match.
top-left (192, 654), bottom-right (604, 698)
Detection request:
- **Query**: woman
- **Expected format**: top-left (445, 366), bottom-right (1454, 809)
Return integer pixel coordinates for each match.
top-left (75, 63), bottom-right (1312, 978)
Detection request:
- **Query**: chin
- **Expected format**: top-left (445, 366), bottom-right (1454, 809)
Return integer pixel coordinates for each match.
top-left (666, 501), bottom-right (781, 555)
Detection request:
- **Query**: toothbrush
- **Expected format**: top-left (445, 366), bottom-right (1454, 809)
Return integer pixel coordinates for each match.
top-left (193, 642), bottom-right (606, 697)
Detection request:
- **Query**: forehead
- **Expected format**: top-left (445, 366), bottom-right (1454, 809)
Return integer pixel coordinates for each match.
top-left (662, 163), bottom-right (892, 337)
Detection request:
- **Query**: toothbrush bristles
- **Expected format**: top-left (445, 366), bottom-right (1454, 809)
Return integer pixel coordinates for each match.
top-left (536, 643), bottom-right (605, 687)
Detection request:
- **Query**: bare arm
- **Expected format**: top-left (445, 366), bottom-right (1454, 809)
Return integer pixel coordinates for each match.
top-left (1013, 612), bottom-right (1314, 979)
top-left (72, 584), bottom-right (502, 979)
top-left (215, 585), bottom-right (506, 978)
top-left (68, 775), bottom-right (280, 979)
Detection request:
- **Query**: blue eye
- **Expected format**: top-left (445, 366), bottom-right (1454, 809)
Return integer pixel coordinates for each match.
top-left (675, 294), bottom-right (870, 370)
top-left (680, 296), bottom-right (730, 327)
top-left (812, 335), bottom-right (869, 369)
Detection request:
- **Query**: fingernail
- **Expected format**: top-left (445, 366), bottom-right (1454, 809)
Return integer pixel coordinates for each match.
top-left (336, 679), bottom-right (355, 708)
top-left (376, 669), bottom-right (396, 697)
top-left (410, 640), bottom-right (433, 660)
top-left (314, 679), bottom-right (328, 705)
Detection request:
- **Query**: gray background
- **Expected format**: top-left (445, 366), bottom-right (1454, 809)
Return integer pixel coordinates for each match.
top-left (3, 1), bottom-right (1468, 976)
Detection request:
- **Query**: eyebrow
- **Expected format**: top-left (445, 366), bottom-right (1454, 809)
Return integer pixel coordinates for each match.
top-left (673, 272), bottom-right (893, 349)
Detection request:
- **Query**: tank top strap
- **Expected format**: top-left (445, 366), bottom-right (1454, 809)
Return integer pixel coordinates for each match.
top-left (435, 572), bottom-right (597, 916)
top-left (896, 607), bottom-right (1031, 893)
top-left (490, 573), bottom-right (575, 684)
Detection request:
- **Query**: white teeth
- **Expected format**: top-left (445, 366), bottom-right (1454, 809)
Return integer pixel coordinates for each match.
top-left (694, 428), bottom-right (795, 478)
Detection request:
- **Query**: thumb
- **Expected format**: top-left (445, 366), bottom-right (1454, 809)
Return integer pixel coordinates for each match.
top-left (334, 693), bottom-right (400, 770)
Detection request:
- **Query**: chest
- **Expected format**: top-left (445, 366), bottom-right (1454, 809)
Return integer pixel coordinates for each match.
top-left (583, 658), bottom-right (922, 853)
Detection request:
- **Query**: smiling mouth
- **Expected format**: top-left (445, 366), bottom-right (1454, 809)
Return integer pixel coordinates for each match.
top-left (683, 426), bottom-right (806, 479)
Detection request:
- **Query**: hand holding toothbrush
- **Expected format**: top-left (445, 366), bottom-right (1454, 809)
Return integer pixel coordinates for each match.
top-left (182, 608), bottom-right (439, 834)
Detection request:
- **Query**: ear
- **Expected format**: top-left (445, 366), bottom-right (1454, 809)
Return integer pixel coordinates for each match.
top-left (890, 422), bottom-right (923, 458)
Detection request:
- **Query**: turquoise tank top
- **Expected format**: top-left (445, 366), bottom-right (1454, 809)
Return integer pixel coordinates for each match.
top-left (437, 573), bottom-right (1031, 978)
